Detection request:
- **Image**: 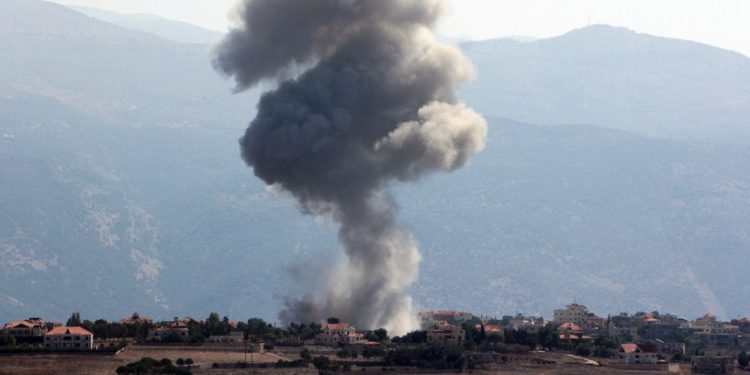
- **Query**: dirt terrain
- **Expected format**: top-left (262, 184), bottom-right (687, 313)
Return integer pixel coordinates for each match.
top-left (0, 350), bottom-right (691, 375)
top-left (0, 346), bottom-right (287, 375)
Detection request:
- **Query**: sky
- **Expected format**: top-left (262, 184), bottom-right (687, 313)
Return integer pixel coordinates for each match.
top-left (49, 0), bottom-right (750, 57)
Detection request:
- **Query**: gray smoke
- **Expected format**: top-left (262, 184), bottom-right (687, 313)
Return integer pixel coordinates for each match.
top-left (214, 0), bottom-right (487, 334)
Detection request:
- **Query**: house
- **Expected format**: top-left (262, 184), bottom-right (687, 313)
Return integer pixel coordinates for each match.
top-left (506, 314), bottom-right (546, 331)
top-left (418, 311), bottom-right (473, 328)
top-left (426, 323), bottom-right (465, 346)
top-left (639, 314), bottom-right (681, 341)
top-left (619, 343), bottom-right (658, 364)
top-left (119, 312), bottom-right (153, 325)
top-left (557, 322), bottom-right (591, 342)
top-left (44, 327), bottom-right (94, 351)
top-left (148, 327), bottom-right (189, 342)
top-left (314, 323), bottom-right (367, 347)
top-left (208, 331), bottom-right (245, 343)
top-left (691, 356), bottom-right (735, 374)
top-left (476, 324), bottom-right (503, 334)
top-left (2, 318), bottom-right (48, 336)
top-left (731, 317), bottom-right (750, 334)
top-left (654, 339), bottom-right (686, 356)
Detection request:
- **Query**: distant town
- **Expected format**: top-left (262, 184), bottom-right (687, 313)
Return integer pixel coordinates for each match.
top-left (2, 303), bottom-right (749, 374)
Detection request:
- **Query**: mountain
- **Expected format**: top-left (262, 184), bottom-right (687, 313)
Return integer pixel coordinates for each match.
top-left (70, 5), bottom-right (223, 45)
top-left (461, 25), bottom-right (750, 142)
top-left (1, 1), bottom-right (749, 324)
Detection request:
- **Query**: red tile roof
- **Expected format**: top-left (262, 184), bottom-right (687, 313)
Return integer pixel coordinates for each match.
top-left (4, 321), bottom-right (35, 329)
top-left (475, 324), bottom-right (503, 333)
top-left (325, 323), bottom-right (353, 331)
top-left (558, 322), bottom-right (582, 332)
top-left (46, 327), bottom-right (92, 336)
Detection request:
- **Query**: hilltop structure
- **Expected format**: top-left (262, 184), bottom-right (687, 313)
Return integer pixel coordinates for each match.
top-left (44, 327), bottom-right (93, 351)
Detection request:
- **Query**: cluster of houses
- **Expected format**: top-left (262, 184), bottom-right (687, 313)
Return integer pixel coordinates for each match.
top-left (0, 313), bottom-right (257, 353)
top-left (2, 305), bottom-right (749, 375)
top-left (412, 304), bottom-right (746, 373)
top-left (2, 318), bottom-right (94, 351)
top-left (553, 303), bottom-right (743, 373)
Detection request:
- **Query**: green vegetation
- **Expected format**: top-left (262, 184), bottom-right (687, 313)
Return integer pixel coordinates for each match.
top-left (391, 330), bottom-right (427, 344)
top-left (385, 344), bottom-right (465, 370)
top-left (66, 312), bottom-right (82, 327)
top-left (365, 328), bottom-right (389, 342)
top-left (116, 357), bottom-right (191, 374)
top-left (739, 351), bottom-right (749, 368)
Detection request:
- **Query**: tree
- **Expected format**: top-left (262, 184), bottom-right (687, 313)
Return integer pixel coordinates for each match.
top-left (312, 356), bottom-right (332, 371)
top-left (739, 351), bottom-right (749, 368)
top-left (327, 317), bottom-right (340, 324)
top-left (176, 358), bottom-right (185, 367)
top-left (365, 328), bottom-right (388, 342)
top-left (300, 349), bottom-right (312, 362)
top-left (66, 312), bottom-right (82, 326)
top-left (185, 358), bottom-right (194, 366)
top-left (575, 344), bottom-right (592, 357)
top-left (393, 330), bottom-right (427, 344)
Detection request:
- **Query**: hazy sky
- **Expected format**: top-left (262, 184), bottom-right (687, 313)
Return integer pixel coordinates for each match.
top-left (51, 0), bottom-right (750, 56)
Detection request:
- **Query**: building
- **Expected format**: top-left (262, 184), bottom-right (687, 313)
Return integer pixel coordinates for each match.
top-left (557, 322), bottom-right (591, 343)
top-left (426, 323), bottom-right (465, 346)
top-left (476, 324), bottom-right (503, 334)
top-left (44, 327), bottom-right (94, 351)
top-left (506, 314), bottom-right (546, 331)
top-left (148, 327), bottom-right (189, 341)
top-left (618, 343), bottom-right (658, 365)
top-left (637, 314), bottom-right (681, 341)
top-left (2, 318), bottom-right (48, 336)
top-left (207, 331), bottom-right (245, 343)
top-left (654, 339), bottom-right (686, 356)
top-left (314, 323), bottom-right (367, 347)
top-left (119, 312), bottom-right (153, 325)
top-left (419, 311), bottom-right (473, 328)
top-left (691, 356), bottom-right (735, 374)
top-left (731, 317), bottom-right (750, 334)
top-left (553, 303), bottom-right (589, 326)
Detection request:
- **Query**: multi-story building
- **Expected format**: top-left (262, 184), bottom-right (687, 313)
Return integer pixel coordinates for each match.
top-left (618, 343), bottom-right (658, 365)
top-left (315, 323), bottom-right (367, 347)
top-left (638, 314), bottom-right (680, 341)
top-left (691, 356), bottom-right (735, 374)
top-left (119, 312), bottom-right (153, 325)
top-left (148, 327), bottom-right (189, 341)
top-left (2, 318), bottom-right (49, 336)
top-left (506, 314), bottom-right (546, 331)
top-left (557, 322), bottom-right (591, 343)
top-left (44, 327), bottom-right (94, 351)
top-left (553, 303), bottom-right (589, 327)
top-left (427, 323), bottom-right (465, 346)
top-left (418, 311), bottom-right (473, 328)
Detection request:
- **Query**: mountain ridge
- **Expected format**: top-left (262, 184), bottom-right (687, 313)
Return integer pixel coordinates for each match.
top-left (1, 1), bottom-right (749, 324)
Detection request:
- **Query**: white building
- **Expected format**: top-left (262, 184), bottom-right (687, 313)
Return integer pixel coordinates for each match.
top-left (619, 343), bottom-right (658, 365)
top-left (44, 327), bottom-right (94, 351)
top-left (553, 303), bottom-right (589, 326)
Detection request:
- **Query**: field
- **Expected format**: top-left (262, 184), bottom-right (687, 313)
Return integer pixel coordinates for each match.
top-left (0, 349), bottom-right (692, 375)
top-left (0, 345), bottom-right (288, 375)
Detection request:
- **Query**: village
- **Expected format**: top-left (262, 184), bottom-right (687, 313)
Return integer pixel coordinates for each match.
top-left (1, 303), bottom-right (750, 374)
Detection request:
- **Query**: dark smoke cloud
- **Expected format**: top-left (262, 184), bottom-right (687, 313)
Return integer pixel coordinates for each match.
top-left (214, 0), bottom-right (486, 333)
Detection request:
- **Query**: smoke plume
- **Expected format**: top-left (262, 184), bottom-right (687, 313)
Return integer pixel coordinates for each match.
top-left (214, 0), bottom-right (487, 334)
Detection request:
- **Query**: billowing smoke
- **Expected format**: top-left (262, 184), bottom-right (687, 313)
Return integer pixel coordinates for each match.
top-left (214, 0), bottom-right (487, 334)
